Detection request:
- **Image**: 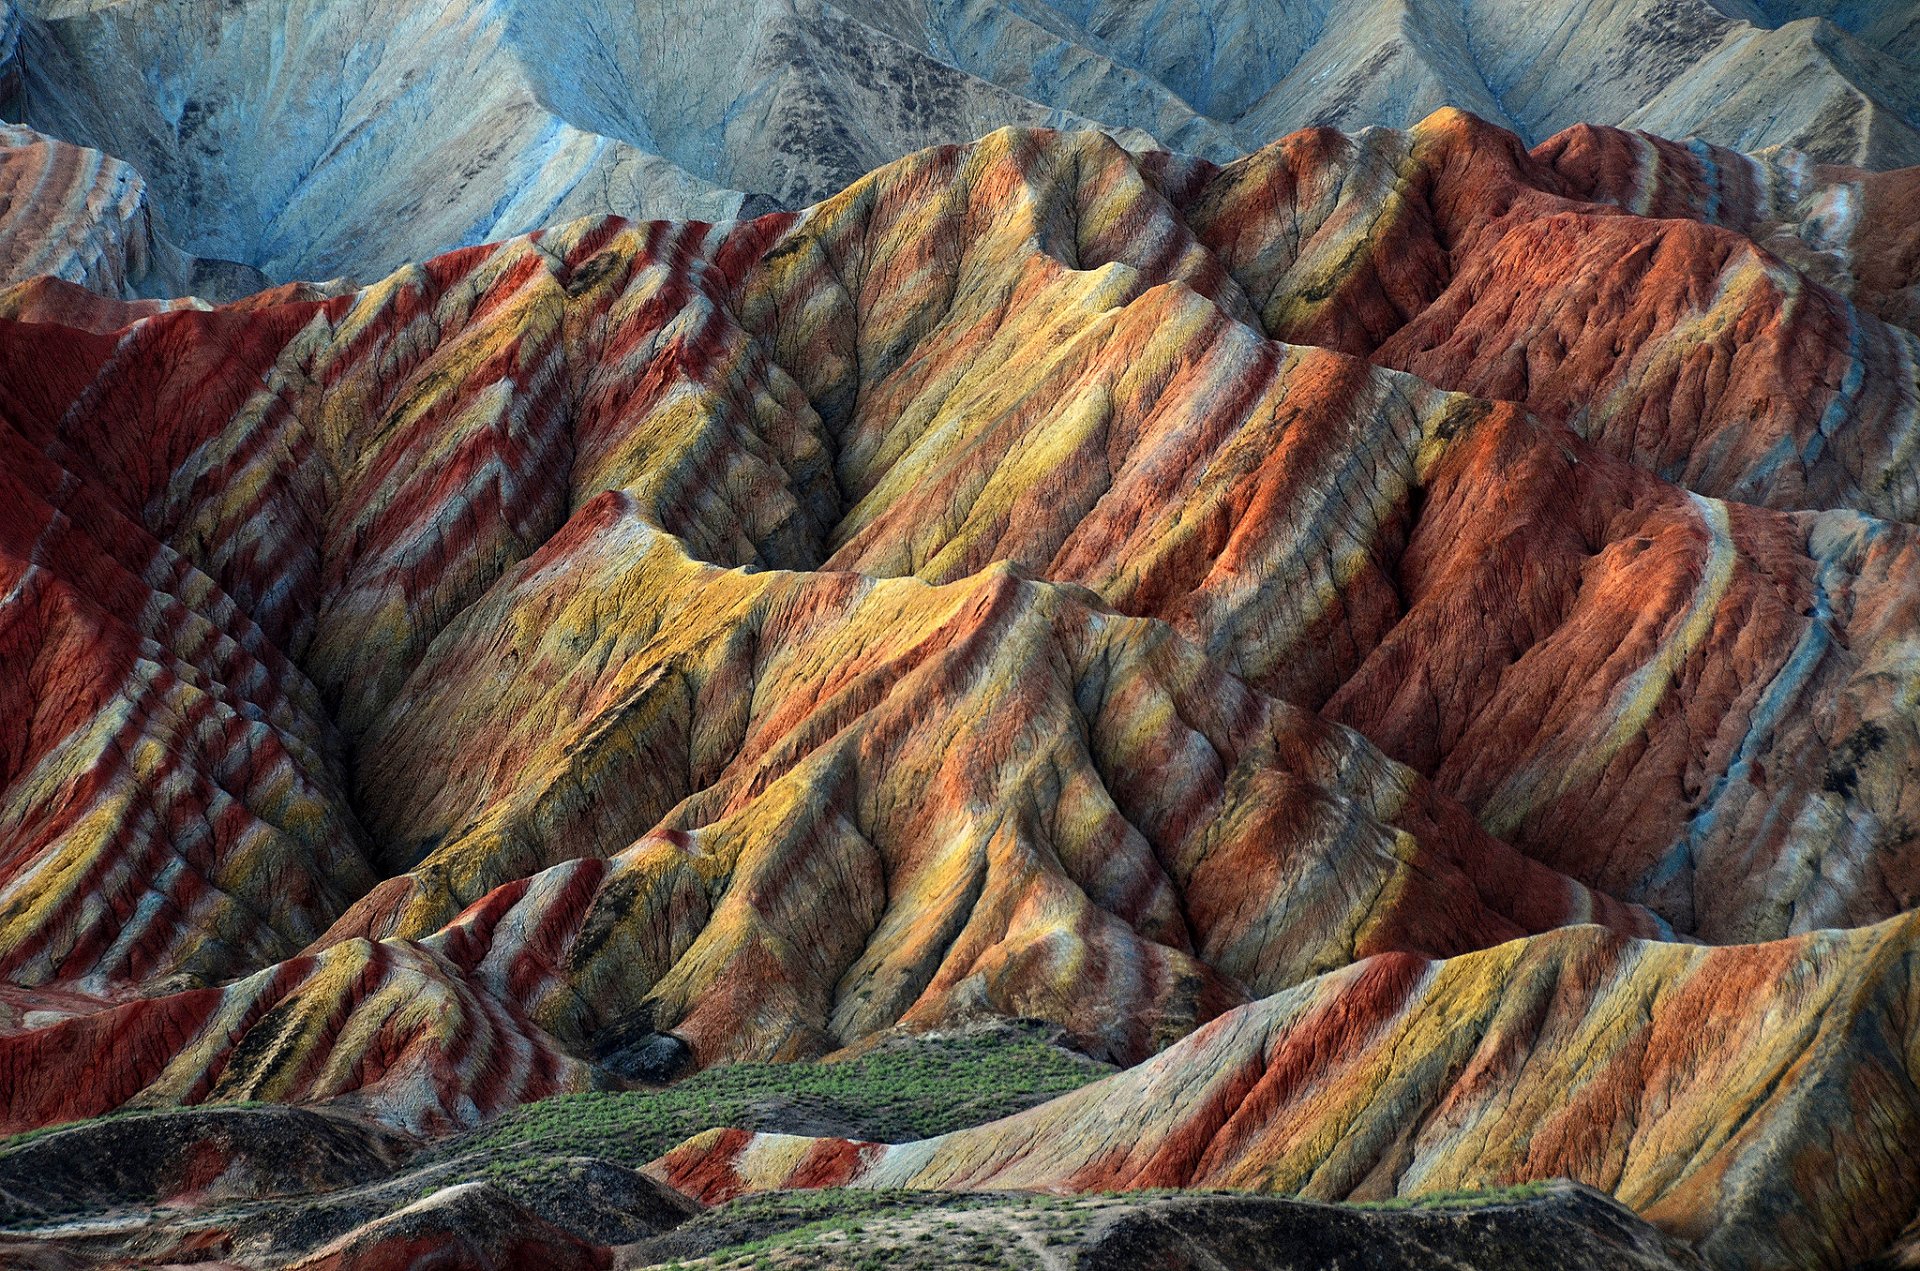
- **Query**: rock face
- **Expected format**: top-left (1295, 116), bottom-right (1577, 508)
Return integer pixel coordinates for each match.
top-left (648, 918), bottom-right (1920, 1269)
top-left (1, 109), bottom-right (1919, 1266)
top-left (0, 122), bottom-right (270, 304)
top-left (4, 0), bottom-right (1918, 285)
top-left (0, 1047), bottom-right (1700, 1270)
top-left (0, 1174), bottom-right (1710, 1271)
top-left (284, 1181), bottom-right (613, 1271)
top-left (0, 122), bottom-right (206, 302)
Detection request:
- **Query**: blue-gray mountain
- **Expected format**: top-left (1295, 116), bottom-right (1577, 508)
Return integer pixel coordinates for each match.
top-left (3, 0), bottom-right (1916, 286)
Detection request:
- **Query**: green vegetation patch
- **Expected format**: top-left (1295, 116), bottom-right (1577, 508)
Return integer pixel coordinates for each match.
top-left (430, 1026), bottom-right (1111, 1192)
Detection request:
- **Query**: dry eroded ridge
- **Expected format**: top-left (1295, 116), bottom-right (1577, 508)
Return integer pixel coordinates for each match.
top-left (2, 110), bottom-right (1920, 1269)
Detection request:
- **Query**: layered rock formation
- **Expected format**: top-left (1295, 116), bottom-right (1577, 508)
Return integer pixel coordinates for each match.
top-left (652, 916), bottom-right (1920, 1268)
top-left (0, 120), bottom-right (272, 316)
top-left (2, 108), bottom-right (1919, 1265)
top-left (5, 0), bottom-right (1918, 285)
top-left (0, 122), bottom-right (185, 298)
top-left (1, 1032), bottom-right (1703, 1269)
top-left (0, 1137), bottom-right (1711, 1271)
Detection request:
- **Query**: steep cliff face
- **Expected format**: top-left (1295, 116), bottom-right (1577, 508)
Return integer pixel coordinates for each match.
top-left (1, 112), bottom-right (1918, 1266)
top-left (4, 0), bottom-right (1918, 286)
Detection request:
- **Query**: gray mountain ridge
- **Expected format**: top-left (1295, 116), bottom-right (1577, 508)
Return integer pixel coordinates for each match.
top-left (2, 0), bottom-right (1916, 288)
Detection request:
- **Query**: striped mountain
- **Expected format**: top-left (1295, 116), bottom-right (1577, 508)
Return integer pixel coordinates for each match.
top-left (0, 111), bottom-right (1917, 1265)
top-left (650, 916), bottom-right (1920, 1269)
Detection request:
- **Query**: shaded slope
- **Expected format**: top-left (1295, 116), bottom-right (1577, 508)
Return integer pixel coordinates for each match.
top-left (625, 1183), bottom-right (1707, 1271)
top-left (6, 0), bottom-right (1920, 287)
top-left (0, 1026), bottom-right (1076, 1266)
top-left (2, 0), bottom-right (1090, 283)
top-left (0, 1105), bottom-right (414, 1224)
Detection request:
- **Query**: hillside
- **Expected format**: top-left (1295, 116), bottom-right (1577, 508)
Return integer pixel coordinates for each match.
top-left (1, 103), bottom-right (1918, 1267)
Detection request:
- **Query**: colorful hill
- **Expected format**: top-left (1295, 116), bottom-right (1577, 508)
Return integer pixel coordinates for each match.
top-left (650, 916), bottom-right (1920, 1268)
top-left (0, 107), bottom-right (1918, 1266)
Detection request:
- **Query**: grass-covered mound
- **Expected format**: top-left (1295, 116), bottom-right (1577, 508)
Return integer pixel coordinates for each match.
top-left (430, 1020), bottom-right (1113, 1193)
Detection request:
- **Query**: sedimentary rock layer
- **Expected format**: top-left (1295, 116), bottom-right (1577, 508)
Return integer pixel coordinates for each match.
top-left (0, 122), bottom-right (190, 299)
top-left (649, 915), bottom-right (1920, 1269)
top-left (0, 123), bottom-right (271, 304)
top-left (0, 111), bottom-right (1917, 1264)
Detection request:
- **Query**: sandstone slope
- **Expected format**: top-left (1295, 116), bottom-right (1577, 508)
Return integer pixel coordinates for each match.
top-left (0, 113), bottom-right (1918, 1264)
top-left (0, 122), bottom-right (272, 306)
top-left (652, 916), bottom-right (1920, 1269)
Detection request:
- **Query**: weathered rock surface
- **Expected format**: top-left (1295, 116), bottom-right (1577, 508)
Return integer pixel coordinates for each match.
top-left (282, 1181), bottom-right (613, 1271)
top-left (0, 122), bottom-right (184, 297)
top-left (0, 1041), bottom-right (1697, 1269)
top-left (0, 1176), bottom-right (1709, 1270)
top-left (0, 1124), bottom-right (692, 1266)
top-left (650, 916), bottom-right (1920, 1268)
top-left (5, 0), bottom-right (1919, 285)
top-left (1058, 1186), bottom-right (1707, 1271)
top-left (1, 111), bottom-right (1918, 1266)
top-left (0, 1105), bottom-right (414, 1227)
top-left (0, 122), bottom-right (266, 303)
